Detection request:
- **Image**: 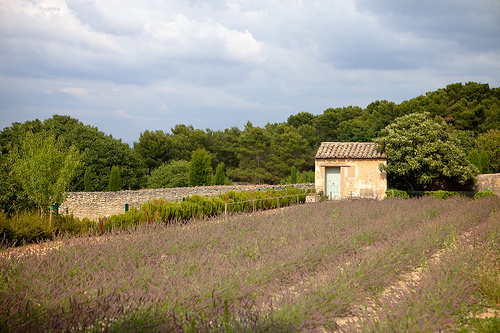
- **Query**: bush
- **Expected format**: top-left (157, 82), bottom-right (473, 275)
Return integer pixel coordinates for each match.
top-left (385, 189), bottom-right (410, 199)
top-left (475, 190), bottom-right (497, 200)
top-left (188, 149), bottom-right (212, 187)
top-left (214, 163), bottom-right (226, 186)
top-left (424, 190), bottom-right (460, 199)
top-left (108, 165), bottom-right (122, 191)
top-left (147, 160), bottom-right (189, 189)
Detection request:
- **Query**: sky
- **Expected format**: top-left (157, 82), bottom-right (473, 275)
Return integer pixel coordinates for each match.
top-left (1, 0), bottom-right (499, 145)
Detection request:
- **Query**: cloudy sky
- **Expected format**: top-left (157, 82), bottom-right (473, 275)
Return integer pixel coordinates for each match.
top-left (1, 0), bottom-right (499, 145)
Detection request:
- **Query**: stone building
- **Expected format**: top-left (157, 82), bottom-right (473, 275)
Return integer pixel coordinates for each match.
top-left (315, 142), bottom-right (387, 199)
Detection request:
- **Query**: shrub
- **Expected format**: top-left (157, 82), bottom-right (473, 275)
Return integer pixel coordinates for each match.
top-left (84, 167), bottom-right (93, 192)
top-left (385, 189), bottom-right (410, 199)
top-left (108, 165), bottom-right (122, 191)
top-left (214, 163), bottom-right (226, 186)
top-left (147, 160), bottom-right (189, 189)
top-left (475, 190), bottom-right (497, 200)
top-left (424, 190), bottom-right (460, 199)
top-left (290, 166), bottom-right (297, 184)
top-left (188, 148), bottom-right (213, 187)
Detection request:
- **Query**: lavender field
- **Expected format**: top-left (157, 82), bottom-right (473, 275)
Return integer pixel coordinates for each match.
top-left (1, 196), bottom-right (499, 332)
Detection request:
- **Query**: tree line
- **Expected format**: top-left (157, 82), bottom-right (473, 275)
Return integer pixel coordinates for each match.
top-left (1, 81), bottom-right (499, 214)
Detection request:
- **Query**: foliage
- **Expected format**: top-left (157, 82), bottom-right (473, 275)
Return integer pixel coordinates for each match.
top-left (374, 112), bottom-right (479, 191)
top-left (188, 148), bottom-right (212, 187)
top-left (474, 190), bottom-right (497, 200)
top-left (0, 115), bottom-right (147, 194)
top-left (11, 131), bottom-right (83, 218)
top-left (147, 160), bottom-right (189, 189)
top-left (84, 167), bottom-right (93, 192)
top-left (468, 148), bottom-right (490, 174)
top-left (0, 210), bottom-right (94, 246)
top-left (1, 82), bottom-right (499, 195)
top-left (1, 196), bottom-right (498, 331)
top-left (290, 166), bottom-right (297, 184)
top-left (133, 130), bottom-right (171, 173)
top-left (424, 190), bottom-right (460, 199)
top-left (478, 129), bottom-right (500, 173)
top-left (108, 165), bottom-right (122, 192)
top-left (214, 162), bottom-right (226, 186)
top-left (385, 189), bottom-right (410, 199)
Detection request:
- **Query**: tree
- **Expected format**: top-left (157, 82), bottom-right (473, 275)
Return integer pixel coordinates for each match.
top-left (9, 115), bottom-right (148, 191)
top-left (232, 122), bottom-right (273, 184)
top-left (108, 165), bottom-right (122, 191)
top-left (214, 162), bottom-right (226, 185)
top-left (84, 167), bottom-right (93, 192)
top-left (468, 149), bottom-right (490, 174)
top-left (374, 112), bottom-right (479, 191)
top-left (11, 131), bottom-right (83, 219)
top-left (188, 149), bottom-right (212, 187)
top-left (290, 166), bottom-right (297, 184)
top-left (147, 160), bottom-right (190, 188)
top-left (478, 129), bottom-right (500, 173)
top-left (133, 130), bottom-right (172, 174)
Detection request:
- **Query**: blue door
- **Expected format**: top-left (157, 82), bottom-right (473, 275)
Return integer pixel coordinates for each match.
top-left (325, 167), bottom-right (341, 199)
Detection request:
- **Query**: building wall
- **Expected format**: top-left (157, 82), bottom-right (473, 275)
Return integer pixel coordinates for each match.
top-left (315, 158), bottom-right (387, 199)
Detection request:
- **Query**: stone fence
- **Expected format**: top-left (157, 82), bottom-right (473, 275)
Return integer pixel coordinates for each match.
top-left (59, 184), bottom-right (314, 221)
top-left (475, 173), bottom-right (500, 194)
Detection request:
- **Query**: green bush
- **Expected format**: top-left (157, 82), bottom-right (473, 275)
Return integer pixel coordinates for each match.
top-left (108, 165), bottom-right (122, 191)
top-left (474, 190), bottom-right (497, 200)
top-left (424, 190), bottom-right (460, 199)
top-left (147, 160), bottom-right (189, 189)
top-left (385, 189), bottom-right (410, 199)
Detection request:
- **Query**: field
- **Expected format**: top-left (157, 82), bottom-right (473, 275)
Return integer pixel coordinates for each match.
top-left (1, 196), bottom-right (500, 332)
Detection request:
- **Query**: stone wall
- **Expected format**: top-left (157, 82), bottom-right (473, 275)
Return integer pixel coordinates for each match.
top-left (475, 173), bottom-right (500, 194)
top-left (59, 184), bottom-right (314, 221)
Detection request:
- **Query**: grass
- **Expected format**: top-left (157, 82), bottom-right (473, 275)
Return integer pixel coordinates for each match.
top-left (0, 196), bottom-right (499, 332)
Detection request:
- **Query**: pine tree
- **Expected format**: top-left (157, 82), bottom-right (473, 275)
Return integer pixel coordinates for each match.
top-left (84, 167), bottom-right (93, 192)
top-left (108, 165), bottom-right (122, 191)
top-left (214, 162), bottom-right (226, 185)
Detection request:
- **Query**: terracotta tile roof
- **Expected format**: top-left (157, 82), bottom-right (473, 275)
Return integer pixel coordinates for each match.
top-left (315, 142), bottom-right (386, 159)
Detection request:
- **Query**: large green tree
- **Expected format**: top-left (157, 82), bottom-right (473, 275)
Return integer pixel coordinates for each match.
top-left (133, 130), bottom-right (172, 174)
top-left (11, 131), bottom-right (83, 218)
top-left (374, 112), bottom-right (479, 191)
top-left (231, 122), bottom-right (274, 184)
top-left (3, 115), bottom-right (147, 192)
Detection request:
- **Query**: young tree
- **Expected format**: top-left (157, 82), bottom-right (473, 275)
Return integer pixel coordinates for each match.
top-left (11, 131), bottom-right (83, 219)
top-left (188, 148), bottom-right (212, 187)
top-left (84, 167), bottom-right (93, 192)
top-left (290, 166), bottom-right (297, 184)
top-left (108, 165), bottom-right (122, 191)
top-left (374, 112), bottom-right (479, 190)
top-left (214, 162), bottom-right (226, 185)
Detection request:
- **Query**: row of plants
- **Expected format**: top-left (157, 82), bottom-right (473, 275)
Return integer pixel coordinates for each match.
top-left (102, 188), bottom-right (312, 232)
top-left (385, 188), bottom-right (496, 200)
top-left (0, 188), bottom-right (312, 247)
top-left (1, 196), bottom-right (498, 331)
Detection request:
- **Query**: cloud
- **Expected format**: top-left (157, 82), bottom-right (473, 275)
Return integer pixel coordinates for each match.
top-left (0, 0), bottom-right (499, 144)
